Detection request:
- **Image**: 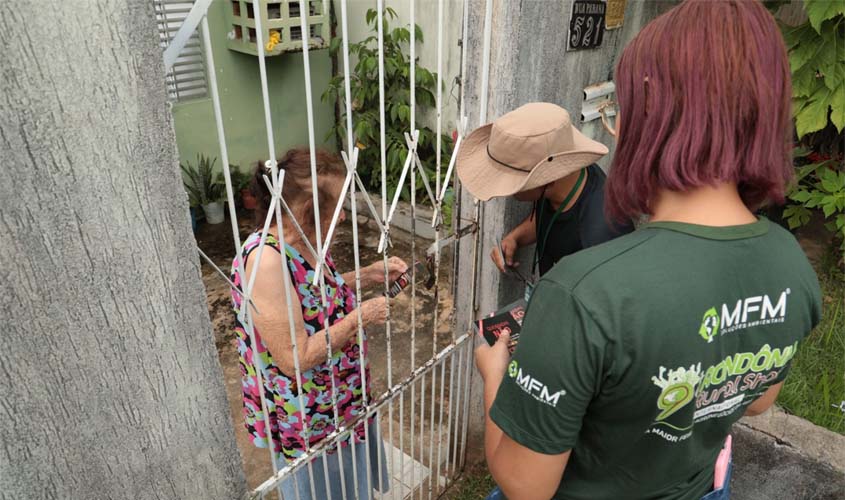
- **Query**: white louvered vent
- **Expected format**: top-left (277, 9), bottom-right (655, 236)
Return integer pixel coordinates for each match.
top-left (155, 0), bottom-right (208, 102)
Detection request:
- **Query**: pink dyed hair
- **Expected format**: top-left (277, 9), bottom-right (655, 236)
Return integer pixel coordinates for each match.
top-left (605, 0), bottom-right (793, 222)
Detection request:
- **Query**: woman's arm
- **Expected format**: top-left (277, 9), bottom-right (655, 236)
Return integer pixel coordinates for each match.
top-left (341, 256), bottom-right (408, 290)
top-left (477, 332), bottom-right (570, 500)
top-left (248, 249), bottom-right (386, 376)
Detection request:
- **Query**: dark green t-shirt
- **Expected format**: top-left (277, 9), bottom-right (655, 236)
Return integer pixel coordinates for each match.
top-left (490, 218), bottom-right (822, 500)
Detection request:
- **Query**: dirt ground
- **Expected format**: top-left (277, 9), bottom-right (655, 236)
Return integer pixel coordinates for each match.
top-left (196, 210), bottom-right (460, 494)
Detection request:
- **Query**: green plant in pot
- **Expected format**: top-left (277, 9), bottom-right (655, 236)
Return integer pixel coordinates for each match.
top-left (230, 167), bottom-right (257, 210)
top-left (181, 154), bottom-right (227, 224)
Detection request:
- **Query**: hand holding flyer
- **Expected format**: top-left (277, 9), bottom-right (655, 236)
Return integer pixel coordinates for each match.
top-left (473, 298), bottom-right (526, 353)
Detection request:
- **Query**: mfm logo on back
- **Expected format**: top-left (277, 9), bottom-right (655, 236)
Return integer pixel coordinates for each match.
top-left (699, 289), bottom-right (790, 343)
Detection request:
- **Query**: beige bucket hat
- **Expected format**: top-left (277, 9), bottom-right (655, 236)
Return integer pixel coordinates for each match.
top-left (456, 102), bottom-right (609, 201)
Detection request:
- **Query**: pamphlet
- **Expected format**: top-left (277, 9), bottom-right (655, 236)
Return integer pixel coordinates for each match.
top-left (473, 298), bottom-right (526, 352)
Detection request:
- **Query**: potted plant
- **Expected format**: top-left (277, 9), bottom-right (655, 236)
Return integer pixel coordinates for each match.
top-left (230, 167), bottom-right (257, 210)
top-left (180, 154), bottom-right (226, 224)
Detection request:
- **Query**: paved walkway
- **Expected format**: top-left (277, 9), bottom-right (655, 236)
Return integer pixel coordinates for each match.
top-left (732, 423), bottom-right (845, 500)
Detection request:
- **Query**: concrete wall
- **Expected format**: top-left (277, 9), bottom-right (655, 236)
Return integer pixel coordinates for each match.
top-left (0, 1), bottom-right (247, 498)
top-left (172, 0), bottom-right (337, 171)
top-left (455, 0), bottom-right (678, 455)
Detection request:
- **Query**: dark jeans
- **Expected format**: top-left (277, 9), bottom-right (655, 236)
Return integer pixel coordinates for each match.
top-left (484, 462), bottom-right (733, 500)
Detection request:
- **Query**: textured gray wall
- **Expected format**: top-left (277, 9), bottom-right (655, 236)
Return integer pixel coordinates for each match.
top-left (455, 0), bottom-right (678, 456)
top-left (0, 2), bottom-right (247, 498)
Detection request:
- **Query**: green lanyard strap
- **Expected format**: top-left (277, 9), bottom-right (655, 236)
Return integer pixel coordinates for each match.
top-left (532, 168), bottom-right (586, 273)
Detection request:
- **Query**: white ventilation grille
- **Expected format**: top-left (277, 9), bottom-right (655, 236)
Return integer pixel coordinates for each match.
top-left (155, 0), bottom-right (208, 102)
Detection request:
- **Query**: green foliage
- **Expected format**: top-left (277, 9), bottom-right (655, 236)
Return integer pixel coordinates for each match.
top-left (769, 1), bottom-right (845, 258)
top-left (180, 154), bottom-right (226, 206)
top-left (322, 8), bottom-right (454, 207)
top-left (784, 149), bottom-right (845, 253)
top-left (228, 167), bottom-right (251, 193)
top-left (780, 1), bottom-right (845, 138)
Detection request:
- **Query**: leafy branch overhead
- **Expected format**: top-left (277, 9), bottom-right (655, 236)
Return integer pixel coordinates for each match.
top-left (780, 0), bottom-right (845, 138)
top-left (322, 7), bottom-right (453, 204)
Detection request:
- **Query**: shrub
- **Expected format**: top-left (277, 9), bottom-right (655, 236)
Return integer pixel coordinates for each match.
top-left (322, 7), bottom-right (454, 208)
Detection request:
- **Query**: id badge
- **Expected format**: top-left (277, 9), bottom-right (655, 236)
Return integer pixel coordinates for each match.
top-left (524, 281), bottom-right (535, 302)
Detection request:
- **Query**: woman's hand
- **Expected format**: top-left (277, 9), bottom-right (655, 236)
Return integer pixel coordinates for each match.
top-left (359, 296), bottom-right (388, 326)
top-left (365, 257), bottom-right (409, 285)
top-left (475, 331), bottom-right (511, 384)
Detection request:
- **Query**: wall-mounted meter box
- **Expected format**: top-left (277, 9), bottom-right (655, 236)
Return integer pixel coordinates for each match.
top-left (225, 1), bottom-right (331, 56)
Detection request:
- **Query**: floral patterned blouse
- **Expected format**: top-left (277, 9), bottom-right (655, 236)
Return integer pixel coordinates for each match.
top-left (231, 232), bottom-right (370, 464)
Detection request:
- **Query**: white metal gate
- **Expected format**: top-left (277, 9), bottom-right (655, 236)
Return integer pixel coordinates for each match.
top-left (162, 1), bottom-right (493, 498)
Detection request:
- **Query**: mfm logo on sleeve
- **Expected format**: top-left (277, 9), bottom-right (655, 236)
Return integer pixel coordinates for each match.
top-left (508, 360), bottom-right (566, 407)
top-left (698, 289), bottom-right (790, 343)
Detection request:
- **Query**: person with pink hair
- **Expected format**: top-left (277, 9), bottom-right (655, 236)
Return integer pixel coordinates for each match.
top-left (475, 1), bottom-right (822, 499)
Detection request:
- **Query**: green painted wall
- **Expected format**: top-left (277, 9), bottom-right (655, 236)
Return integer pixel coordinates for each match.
top-left (172, 0), bottom-right (336, 174)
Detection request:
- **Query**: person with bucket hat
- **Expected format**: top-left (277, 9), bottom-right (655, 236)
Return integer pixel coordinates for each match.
top-left (457, 102), bottom-right (633, 292)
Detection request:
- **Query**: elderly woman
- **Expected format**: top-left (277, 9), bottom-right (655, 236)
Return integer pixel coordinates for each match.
top-left (231, 148), bottom-right (406, 499)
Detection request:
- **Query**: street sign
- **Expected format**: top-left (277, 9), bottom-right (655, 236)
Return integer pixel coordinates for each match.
top-left (568, 0), bottom-right (606, 51)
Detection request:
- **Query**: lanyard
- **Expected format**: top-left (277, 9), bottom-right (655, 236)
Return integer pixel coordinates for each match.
top-left (532, 168), bottom-right (586, 273)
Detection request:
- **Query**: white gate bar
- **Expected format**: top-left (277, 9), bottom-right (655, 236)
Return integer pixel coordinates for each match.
top-left (253, 333), bottom-right (472, 497)
top-left (349, 166), bottom-right (372, 499)
top-left (405, 133), bottom-right (438, 208)
top-left (338, 0), bottom-right (370, 496)
top-left (418, 367), bottom-right (426, 500)
top-left (353, 173), bottom-right (387, 235)
top-left (271, 181), bottom-right (320, 500)
top-left (384, 140), bottom-right (416, 229)
top-left (196, 247), bottom-right (259, 315)
top-left (434, 357), bottom-right (447, 497)
top-left (426, 364), bottom-right (435, 499)
top-left (460, 0), bottom-right (492, 470)
top-left (410, 166), bottom-right (418, 499)
top-left (410, 0), bottom-right (416, 132)
top-left (444, 345), bottom-right (457, 476)
top-left (340, 0), bottom-right (355, 158)
top-left (242, 181), bottom-right (283, 309)
top-left (399, 389), bottom-right (406, 500)
top-left (436, 0), bottom-right (444, 201)
top-left (479, 0), bottom-right (493, 124)
top-left (251, 0), bottom-right (279, 170)
top-left (163, 0), bottom-right (213, 71)
top-left (273, 187), bottom-right (330, 266)
top-left (438, 121), bottom-right (464, 202)
top-left (310, 161), bottom-right (355, 285)
top-left (448, 341), bottom-right (464, 477)
top-left (376, 2), bottom-right (398, 497)
top-left (430, 0), bottom-right (445, 495)
top-left (201, 14), bottom-right (285, 499)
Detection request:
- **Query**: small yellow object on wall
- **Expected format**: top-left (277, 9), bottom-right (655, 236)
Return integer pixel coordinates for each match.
top-left (265, 30), bottom-right (282, 52)
top-left (606, 0), bottom-right (627, 29)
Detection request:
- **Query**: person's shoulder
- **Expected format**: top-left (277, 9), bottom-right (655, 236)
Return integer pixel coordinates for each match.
top-left (584, 163), bottom-right (606, 177)
top-left (766, 218), bottom-right (805, 248)
top-left (580, 164), bottom-right (608, 198)
top-left (541, 226), bottom-right (658, 290)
